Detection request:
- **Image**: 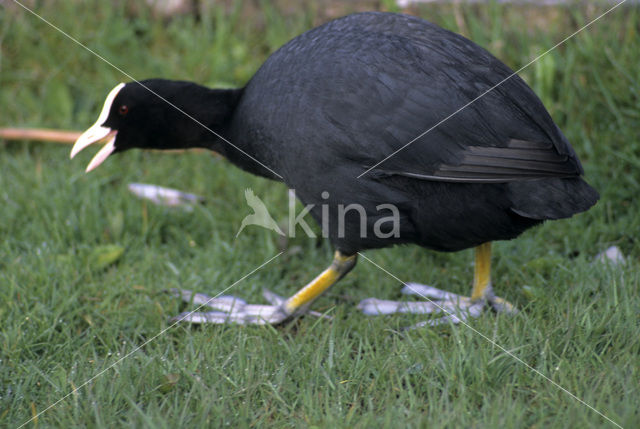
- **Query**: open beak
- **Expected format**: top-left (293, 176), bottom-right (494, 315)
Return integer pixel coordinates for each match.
top-left (70, 82), bottom-right (125, 172)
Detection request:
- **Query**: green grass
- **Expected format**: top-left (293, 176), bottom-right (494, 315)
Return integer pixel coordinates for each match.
top-left (1, 1), bottom-right (639, 427)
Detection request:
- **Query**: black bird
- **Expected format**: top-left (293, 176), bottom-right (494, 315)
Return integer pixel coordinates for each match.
top-left (71, 12), bottom-right (598, 326)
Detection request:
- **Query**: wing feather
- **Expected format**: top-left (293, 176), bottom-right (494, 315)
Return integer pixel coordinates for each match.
top-left (375, 139), bottom-right (580, 183)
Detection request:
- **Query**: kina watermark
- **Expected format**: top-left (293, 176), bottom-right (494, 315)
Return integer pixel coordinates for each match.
top-left (236, 189), bottom-right (401, 239)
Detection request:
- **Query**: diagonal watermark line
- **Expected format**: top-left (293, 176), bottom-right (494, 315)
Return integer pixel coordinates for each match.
top-left (11, 0), bottom-right (283, 180)
top-left (357, 252), bottom-right (622, 429)
top-left (18, 251), bottom-right (283, 429)
top-left (357, 0), bottom-right (628, 179)
top-left (10, 1), bottom-right (624, 426)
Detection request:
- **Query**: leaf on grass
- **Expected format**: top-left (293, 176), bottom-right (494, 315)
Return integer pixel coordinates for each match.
top-left (521, 285), bottom-right (540, 301)
top-left (157, 373), bottom-right (180, 393)
top-left (88, 245), bottom-right (125, 270)
top-left (83, 314), bottom-right (93, 326)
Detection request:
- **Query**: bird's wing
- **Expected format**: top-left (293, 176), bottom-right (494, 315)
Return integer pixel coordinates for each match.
top-left (308, 18), bottom-right (584, 182)
top-left (247, 12), bottom-right (584, 183)
top-left (372, 139), bottom-right (579, 183)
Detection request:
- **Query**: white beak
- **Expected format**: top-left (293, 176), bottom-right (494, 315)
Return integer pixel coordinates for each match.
top-left (71, 82), bottom-right (125, 172)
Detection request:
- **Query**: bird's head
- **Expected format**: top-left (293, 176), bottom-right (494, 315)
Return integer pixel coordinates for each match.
top-left (71, 80), bottom-right (239, 172)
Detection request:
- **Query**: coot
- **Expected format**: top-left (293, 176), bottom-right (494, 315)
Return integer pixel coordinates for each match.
top-left (71, 12), bottom-right (598, 325)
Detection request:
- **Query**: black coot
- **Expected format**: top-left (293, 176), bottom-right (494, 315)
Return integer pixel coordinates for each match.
top-left (72, 12), bottom-right (598, 325)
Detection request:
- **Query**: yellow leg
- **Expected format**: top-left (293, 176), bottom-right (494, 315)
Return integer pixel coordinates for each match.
top-left (283, 251), bottom-right (357, 315)
top-left (171, 250), bottom-right (357, 324)
top-left (469, 242), bottom-right (517, 313)
top-left (471, 242), bottom-right (492, 301)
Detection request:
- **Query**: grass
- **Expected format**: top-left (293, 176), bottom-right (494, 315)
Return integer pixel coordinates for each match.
top-left (1, 0), bottom-right (639, 427)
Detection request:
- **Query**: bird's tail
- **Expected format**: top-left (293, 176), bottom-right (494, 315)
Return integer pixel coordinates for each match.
top-left (508, 177), bottom-right (599, 220)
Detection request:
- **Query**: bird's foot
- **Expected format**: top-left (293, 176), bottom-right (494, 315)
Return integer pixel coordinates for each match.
top-left (168, 288), bottom-right (332, 325)
top-left (358, 283), bottom-right (517, 329)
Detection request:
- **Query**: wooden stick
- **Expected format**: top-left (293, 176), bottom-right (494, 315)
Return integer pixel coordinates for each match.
top-left (0, 127), bottom-right (213, 155)
top-left (0, 127), bottom-right (81, 144)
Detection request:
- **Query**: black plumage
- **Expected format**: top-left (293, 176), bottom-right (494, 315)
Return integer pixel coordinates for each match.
top-left (73, 12), bottom-right (598, 324)
top-left (91, 12), bottom-right (597, 255)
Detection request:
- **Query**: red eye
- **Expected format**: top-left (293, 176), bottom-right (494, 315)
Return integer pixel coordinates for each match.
top-left (119, 105), bottom-right (129, 115)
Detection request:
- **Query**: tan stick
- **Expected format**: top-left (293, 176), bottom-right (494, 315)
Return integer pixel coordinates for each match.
top-left (0, 127), bottom-right (212, 155)
top-left (0, 127), bottom-right (81, 143)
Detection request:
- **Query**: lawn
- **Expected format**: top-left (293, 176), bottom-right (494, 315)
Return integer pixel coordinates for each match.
top-left (1, 0), bottom-right (639, 427)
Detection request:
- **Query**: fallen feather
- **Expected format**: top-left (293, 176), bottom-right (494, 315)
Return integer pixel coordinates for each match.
top-left (594, 246), bottom-right (625, 266)
top-left (128, 183), bottom-right (204, 209)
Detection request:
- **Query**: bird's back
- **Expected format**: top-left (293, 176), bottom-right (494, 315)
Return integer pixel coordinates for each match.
top-left (235, 12), bottom-right (580, 174)
top-left (228, 12), bottom-right (597, 253)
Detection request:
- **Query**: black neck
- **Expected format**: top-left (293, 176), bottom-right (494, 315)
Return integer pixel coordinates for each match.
top-left (172, 84), bottom-right (243, 153)
top-left (147, 79), bottom-right (280, 181)
top-left (190, 85), bottom-right (281, 180)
